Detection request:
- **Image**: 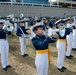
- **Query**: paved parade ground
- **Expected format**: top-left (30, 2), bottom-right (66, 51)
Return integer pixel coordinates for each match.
top-left (0, 34), bottom-right (76, 75)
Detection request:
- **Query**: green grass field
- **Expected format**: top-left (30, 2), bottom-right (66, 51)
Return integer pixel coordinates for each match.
top-left (0, 35), bottom-right (76, 75)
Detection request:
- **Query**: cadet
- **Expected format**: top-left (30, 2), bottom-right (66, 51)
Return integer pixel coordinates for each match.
top-left (25, 18), bottom-right (29, 29)
top-left (48, 17), bottom-right (55, 28)
top-left (41, 17), bottom-right (47, 35)
top-left (32, 23), bottom-right (56, 75)
top-left (72, 16), bottom-right (76, 51)
top-left (55, 19), bottom-right (71, 72)
top-left (12, 18), bottom-right (18, 32)
top-left (65, 18), bottom-right (73, 59)
top-left (30, 17), bottom-right (41, 39)
top-left (16, 20), bottom-right (29, 57)
top-left (0, 21), bottom-right (11, 71)
top-left (72, 25), bottom-right (76, 51)
top-left (48, 17), bottom-right (56, 37)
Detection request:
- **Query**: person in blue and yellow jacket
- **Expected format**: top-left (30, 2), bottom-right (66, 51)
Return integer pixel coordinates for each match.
top-left (64, 17), bottom-right (73, 59)
top-left (32, 23), bottom-right (56, 75)
top-left (0, 21), bottom-right (11, 71)
top-left (16, 20), bottom-right (29, 57)
top-left (55, 19), bottom-right (72, 72)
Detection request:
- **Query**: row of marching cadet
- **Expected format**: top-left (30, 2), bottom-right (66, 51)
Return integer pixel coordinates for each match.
top-left (0, 13), bottom-right (76, 75)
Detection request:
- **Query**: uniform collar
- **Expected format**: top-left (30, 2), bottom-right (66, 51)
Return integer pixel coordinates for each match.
top-left (36, 35), bottom-right (46, 41)
top-left (36, 34), bottom-right (44, 37)
top-left (20, 25), bottom-right (23, 27)
top-left (36, 35), bottom-right (46, 39)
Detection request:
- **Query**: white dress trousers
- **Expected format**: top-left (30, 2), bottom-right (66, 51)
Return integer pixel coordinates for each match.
top-left (14, 23), bottom-right (17, 32)
top-left (66, 33), bottom-right (73, 56)
top-left (72, 29), bottom-right (76, 48)
top-left (35, 53), bottom-right (48, 75)
top-left (57, 41), bottom-right (66, 69)
top-left (25, 22), bottom-right (28, 29)
top-left (0, 39), bottom-right (9, 68)
top-left (19, 37), bottom-right (26, 55)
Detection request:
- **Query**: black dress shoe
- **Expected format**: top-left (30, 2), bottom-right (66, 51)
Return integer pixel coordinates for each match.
top-left (62, 67), bottom-right (66, 69)
top-left (22, 55), bottom-right (25, 57)
top-left (3, 67), bottom-right (7, 71)
top-left (70, 55), bottom-right (73, 57)
top-left (72, 48), bottom-right (76, 51)
top-left (24, 54), bottom-right (28, 56)
top-left (6, 65), bottom-right (12, 68)
top-left (66, 56), bottom-right (72, 59)
top-left (57, 68), bottom-right (64, 72)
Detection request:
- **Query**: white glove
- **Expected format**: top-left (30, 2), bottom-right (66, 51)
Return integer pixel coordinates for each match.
top-left (51, 32), bottom-right (58, 38)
